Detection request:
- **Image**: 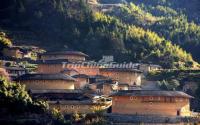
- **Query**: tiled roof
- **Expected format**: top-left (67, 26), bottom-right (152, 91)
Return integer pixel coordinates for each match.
top-left (29, 89), bottom-right (82, 94)
top-left (4, 66), bottom-right (26, 71)
top-left (72, 74), bottom-right (90, 78)
top-left (92, 80), bottom-right (116, 89)
top-left (100, 68), bottom-right (142, 73)
top-left (0, 56), bottom-right (32, 62)
top-left (40, 51), bottom-right (89, 57)
top-left (48, 100), bottom-right (94, 105)
top-left (16, 73), bottom-right (76, 81)
top-left (34, 59), bottom-right (69, 64)
top-left (118, 83), bottom-right (129, 86)
top-left (60, 68), bottom-right (79, 73)
top-left (29, 89), bottom-right (90, 101)
top-left (111, 90), bottom-right (193, 98)
top-left (89, 75), bottom-right (110, 79)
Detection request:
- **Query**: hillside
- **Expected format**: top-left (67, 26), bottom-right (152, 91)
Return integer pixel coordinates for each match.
top-left (99, 0), bottom-right (200, 24)
top-left (98, 0), bottom-right (200, 64)
top-left (0, 0), bottom-right (199, 68)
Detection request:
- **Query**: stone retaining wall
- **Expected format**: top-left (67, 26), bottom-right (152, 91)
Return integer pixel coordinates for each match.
top-left (104, 114), bottom-right (200, 124)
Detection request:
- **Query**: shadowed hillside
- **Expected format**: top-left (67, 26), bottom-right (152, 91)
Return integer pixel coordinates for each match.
top-left (0, 0), bottom-right (199, 69)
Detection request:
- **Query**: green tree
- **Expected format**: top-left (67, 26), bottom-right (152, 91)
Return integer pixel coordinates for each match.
top-left (157, 79), bottom-right (180, 90)
top-left (0, 32), bottom-right (12, 51)
top-left (0, 77), bottom-right (48, 114)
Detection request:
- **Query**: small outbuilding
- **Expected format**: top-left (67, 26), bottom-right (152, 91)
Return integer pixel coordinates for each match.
top-left (100, 68), bottom-right (142, 87)
top-left (29, 89), bottom-right (111, 114)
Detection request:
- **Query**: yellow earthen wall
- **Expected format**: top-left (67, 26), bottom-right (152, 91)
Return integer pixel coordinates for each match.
top-left (49, 103), bottom-right (97, 114)
top-left (75, 78), bottom-right (89, 89)
top-left (118, 85), bottom-right (129, 90)
top-left (19, 80), bottom-right (75, 90)
top-left (40, 55), bottom-right (85, 61)
top-left (100, 71), bottom-right (141, 86)
top-left (37, 64), bottom-right (100, 75)
top-left (112, 96), bottom-right (191, 116)
top-left (102, 84), bottom-right (113, 95)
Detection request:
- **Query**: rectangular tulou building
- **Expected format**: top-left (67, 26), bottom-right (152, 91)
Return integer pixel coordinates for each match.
top-left (111, 90), bottom-right (193, 117)
top-left (29, 89), bottom-right (111, 114)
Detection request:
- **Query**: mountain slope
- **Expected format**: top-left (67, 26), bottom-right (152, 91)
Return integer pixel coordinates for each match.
top-left (99, 0), bottom-right (200, 24)
top-left (0, 0), bottom-right (198, 68)
top-left (99, 1), bottom-right (200, 63)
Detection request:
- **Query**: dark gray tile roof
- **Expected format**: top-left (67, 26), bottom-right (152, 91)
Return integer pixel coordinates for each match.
top-left (111, 90), bottom-right (193, 98)
top-left (4, 66), bottom-right (27, 71)
top-left (48, 100), bottom-right (94, 105)
top-left (35, 60), bottom-right (94, 64)
top-left (4, 46), bottom-right (21, 50)
top-left (34, 59), bottom-right (69, 64)
top-left (29, 89), bottom-right (90, 101)
top-left (89, 75), bottom-right (110, 79)
top-left (118, 83), bottom-right (129, 86)
top-left (60, 68), bottom-right (79, 73)
top-left (40, 51), bottom-right (89, 57)
top-left (92, 80), bottom-right (115, 89)
top-left (100, 68), bottom-right (142, 73)
top-left (29, 89), bottom-right (82, 94)
top-left (72, 74), bottom-right (90, 78)
top-left (0, 56), bottom-right (33, 62)
top-left (16, 73), bottom-right (76, 81)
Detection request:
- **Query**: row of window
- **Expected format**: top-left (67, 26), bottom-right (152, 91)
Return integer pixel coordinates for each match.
top-left (114, 97), bottom-right (187, 102)
top-left (65, 105), bottom-right (81, 109)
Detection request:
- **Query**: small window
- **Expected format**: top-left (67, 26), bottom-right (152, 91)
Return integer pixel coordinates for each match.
top-left (71, 105), bottom-right (74, 109)
top-left (150, 97), bottom-right (153, 100)
top-left (177, 110), bottom-right (180, 116)
top-left (130, 96), bottom-right (137, 101)
top-left (77, 106), bottom-right (80, 109)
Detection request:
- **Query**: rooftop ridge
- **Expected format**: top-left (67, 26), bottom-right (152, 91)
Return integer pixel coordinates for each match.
top-left (40, 51), bottom-right (89, 57)
top-left (111, 90), bottom-right (193, 98)
top-left (16, 73), bottom-right (76, 81)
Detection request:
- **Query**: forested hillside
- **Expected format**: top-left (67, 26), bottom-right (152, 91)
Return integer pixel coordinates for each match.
top-left (99, 0), bottom-right (200, 64)
top-left (0, 0), bottom-right (199, 69)
top-left (100, 0), bottom-right (200, 24)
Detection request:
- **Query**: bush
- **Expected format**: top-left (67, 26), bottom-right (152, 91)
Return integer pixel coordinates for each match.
top-left (51, 108), bottom-right (71, 125)
top-left (0, 77), bottom-right (48, 114)
top-left (0, 32), bottom-right (12, 51)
